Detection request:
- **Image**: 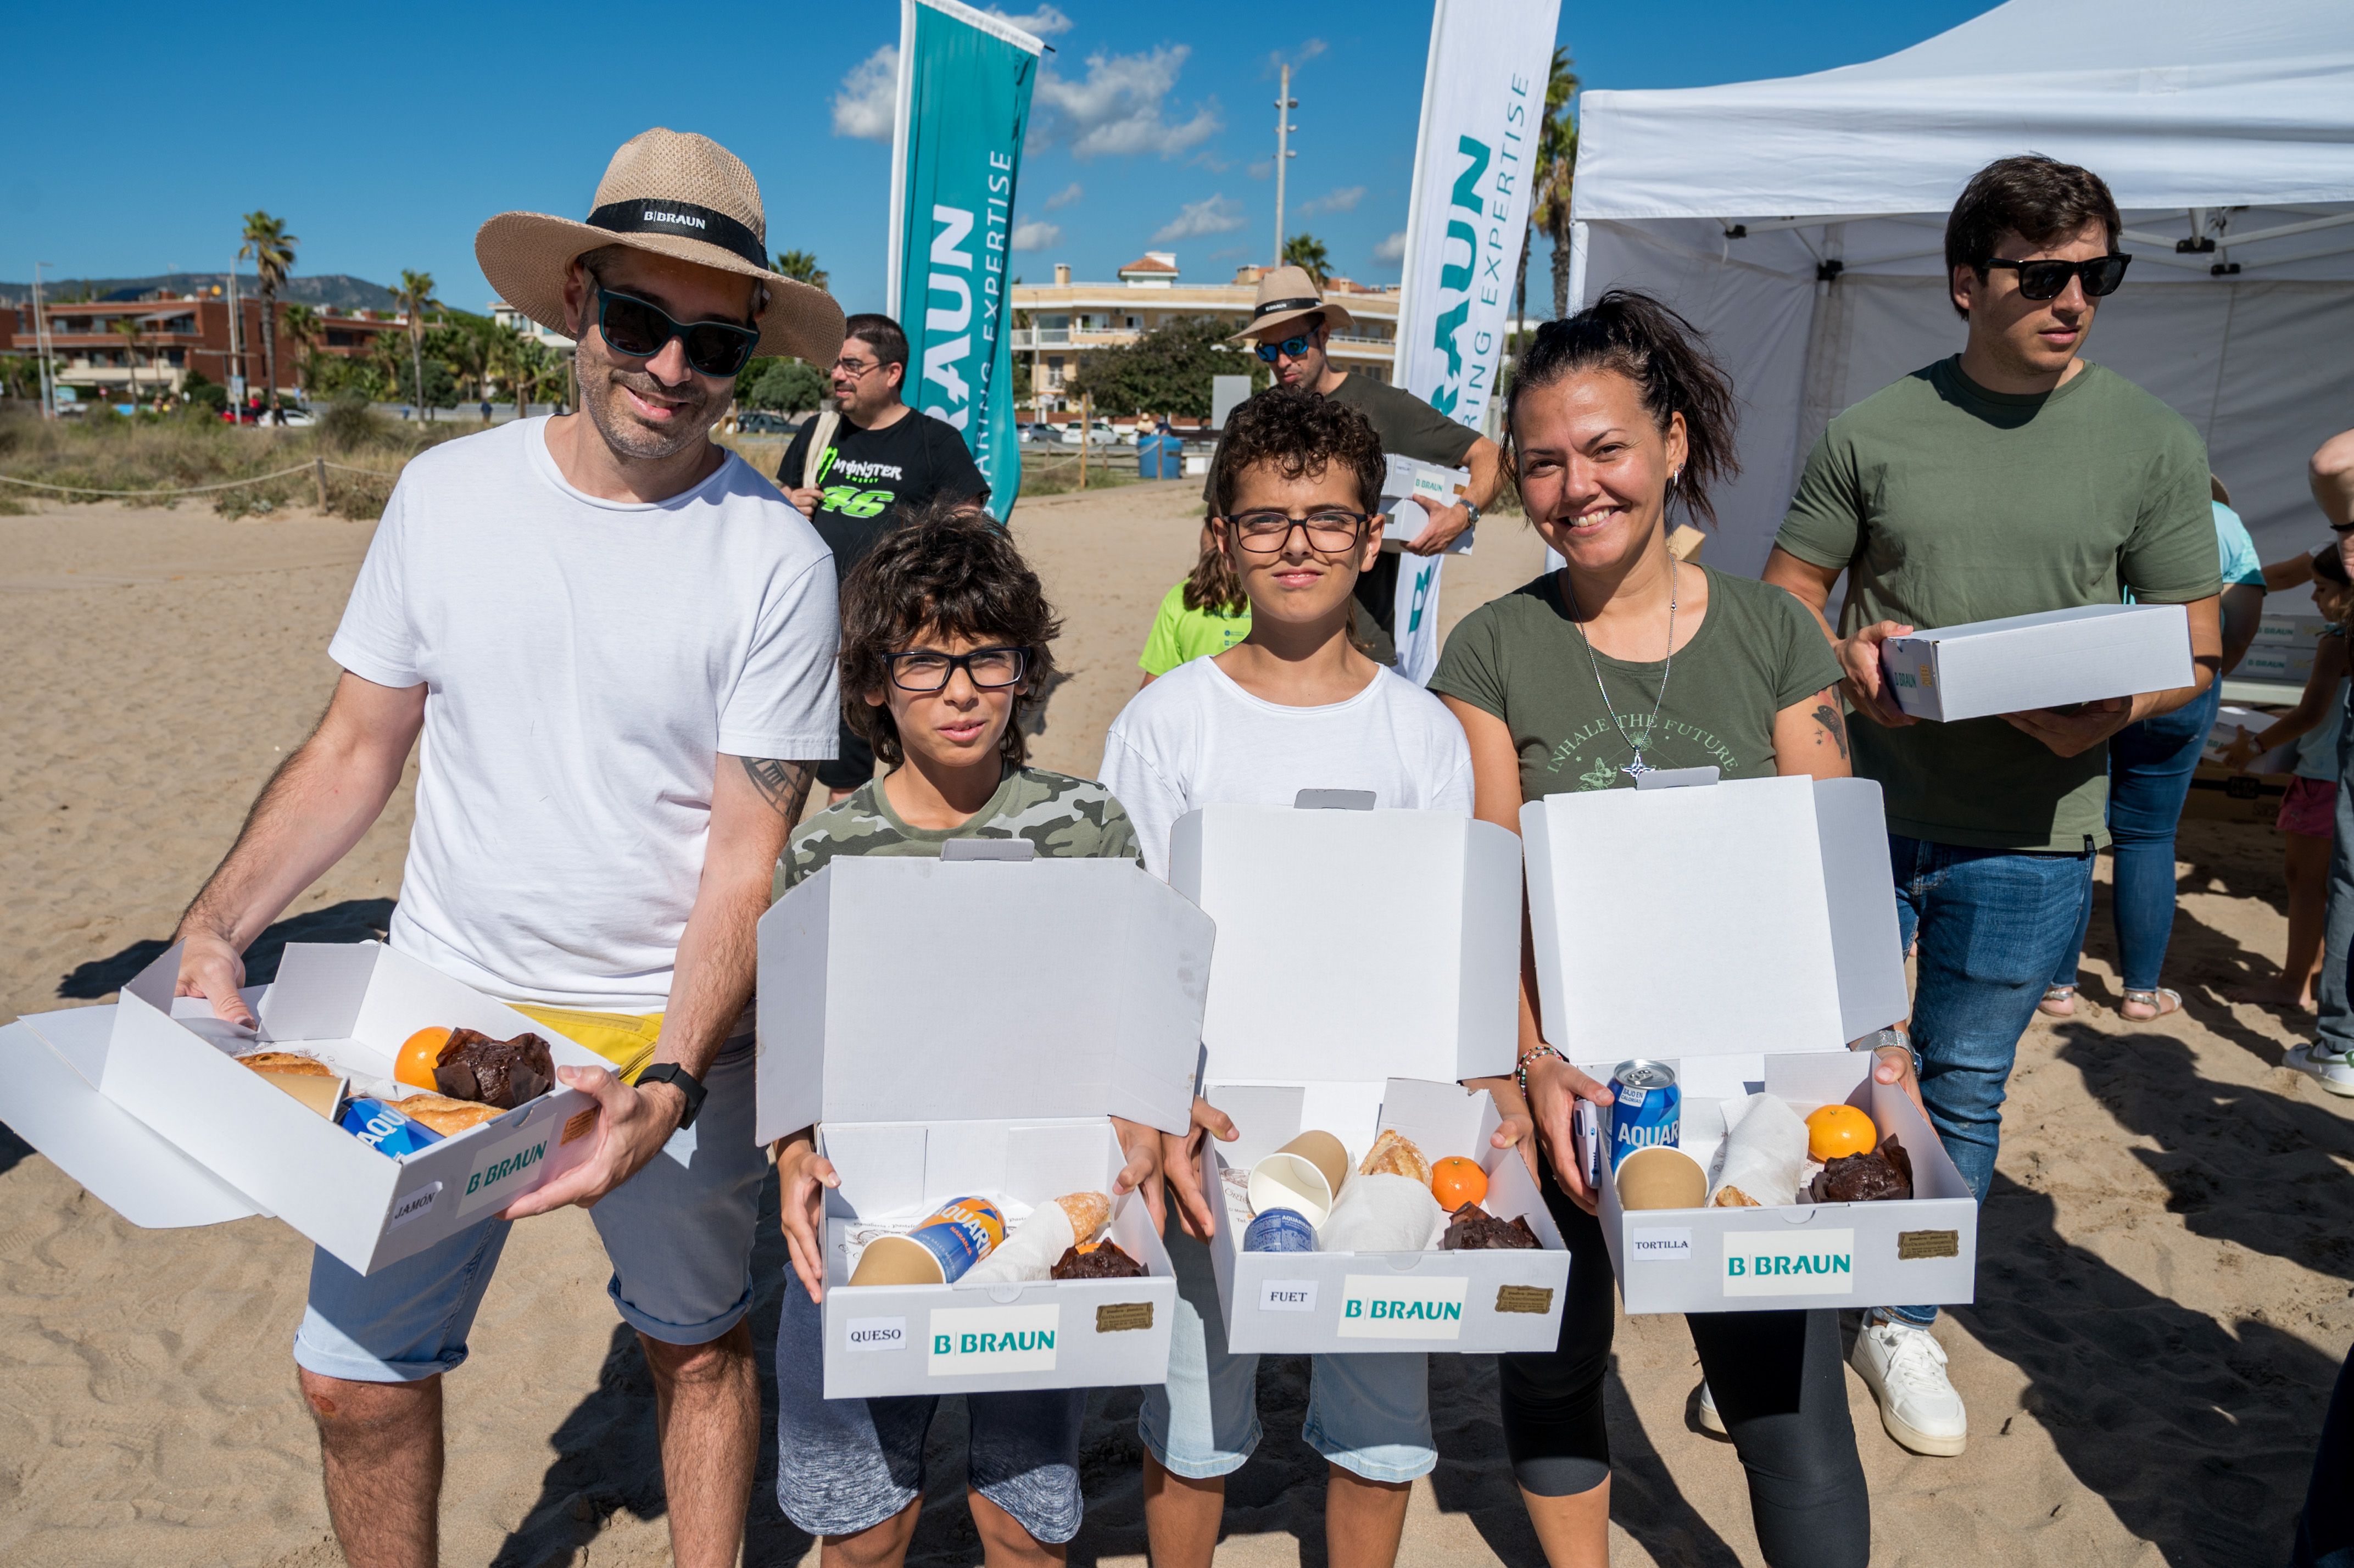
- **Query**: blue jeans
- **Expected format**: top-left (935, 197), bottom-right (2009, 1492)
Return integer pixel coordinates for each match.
top-left (1886, 835), bottom-right (2095, 1330)
top-left (2052, 682), bottom-right (2222, 994)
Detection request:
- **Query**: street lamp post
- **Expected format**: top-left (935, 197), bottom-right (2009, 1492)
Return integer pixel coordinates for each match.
top-left (31, 262), bottom-right (56, 420)
top-left (1272, 63), bottom-right (1298, 267)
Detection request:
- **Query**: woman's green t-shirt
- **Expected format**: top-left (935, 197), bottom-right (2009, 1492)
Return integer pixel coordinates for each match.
top-left (1429, 565), bottom-right (1842, 801)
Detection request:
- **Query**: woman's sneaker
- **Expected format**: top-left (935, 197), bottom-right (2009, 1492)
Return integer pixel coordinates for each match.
top-left (1850, 1318), bottom-right (1967, 1456)
top-left (2288, 1043), bottom-right (2354, 1097)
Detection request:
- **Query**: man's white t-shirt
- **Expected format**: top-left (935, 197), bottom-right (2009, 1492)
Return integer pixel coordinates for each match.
top-left (1099, 655), bottom-right (1475, 878)
top-left (329, 418), bottom-right (839, 1011)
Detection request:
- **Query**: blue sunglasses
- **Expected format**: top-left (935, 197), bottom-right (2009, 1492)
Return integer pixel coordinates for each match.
top-left (1254, 333), bottom-right (1317, 364)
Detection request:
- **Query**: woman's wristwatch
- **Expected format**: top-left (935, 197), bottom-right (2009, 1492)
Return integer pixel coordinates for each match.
top-left (1853, 1026), bottom-right (1921, 1076)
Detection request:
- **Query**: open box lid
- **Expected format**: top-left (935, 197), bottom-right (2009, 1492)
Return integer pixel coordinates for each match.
top-left (1522, 775), bottom-right (1907, 1062)
top-left (1167, 799), bottom-right (1521, 1088)
top-left (756, 851), bottom-right (1215, 1145)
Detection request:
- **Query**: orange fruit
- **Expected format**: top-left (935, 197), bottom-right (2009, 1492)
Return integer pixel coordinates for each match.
top-left (1805, 1103), bottom-right (1878, 1162)
top-left (1430, 1156), bottom-right (1488, 1211)
top-left (395, 1026), bottom-right (452, 1090)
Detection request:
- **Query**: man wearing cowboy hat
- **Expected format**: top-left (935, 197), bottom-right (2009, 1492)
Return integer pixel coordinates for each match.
top-left (171, 128), bottom-right (845, 1568)
top-left (1205, 265), bottom-right (1505, 663)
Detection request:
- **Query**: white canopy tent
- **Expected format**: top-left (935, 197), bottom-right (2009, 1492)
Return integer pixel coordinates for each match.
top-left (1568, 0), bottom-right (2354, 578)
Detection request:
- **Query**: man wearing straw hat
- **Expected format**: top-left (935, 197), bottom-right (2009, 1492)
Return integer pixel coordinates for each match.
top-left (1205, 265), bottom-right (1505, 664)
top-left (171, 128), bottom-right (845, 1568)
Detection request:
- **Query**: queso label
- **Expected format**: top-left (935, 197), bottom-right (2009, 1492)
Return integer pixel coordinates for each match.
top-left (456, 1122), bottom-right (555, 1218)
top-left (1336, 1275), bottom-right (1468, 1340)
top-left (1722, 1228), bottom-right (1856, 1297)
top-left (928, 1304), bottom-right (1060, 1376)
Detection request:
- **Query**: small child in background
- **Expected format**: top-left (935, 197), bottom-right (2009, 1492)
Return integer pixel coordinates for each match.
top-left (2226, 547), bottom-right (2352, 1011)
top-left (1137, 526), bottom-right (1252, 687)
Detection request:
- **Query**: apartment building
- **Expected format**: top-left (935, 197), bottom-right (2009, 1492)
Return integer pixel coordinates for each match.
top-left (1011, 253), bottom-right (1401, 414)
top-left (1, 293), bottom-right (401, 398)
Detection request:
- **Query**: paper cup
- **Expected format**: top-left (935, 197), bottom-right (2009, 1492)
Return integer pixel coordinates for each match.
top-left (1248, 1130), bottom-right (1349, 1225)
top-left (848, 1234), bottom-right (946, 1286)
top-left (1615, 1146), bottom-right (1709, 1211)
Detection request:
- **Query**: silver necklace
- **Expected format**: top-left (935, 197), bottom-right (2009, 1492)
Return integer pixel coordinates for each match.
top-left (1569, 559), bottom-right (1678, 779)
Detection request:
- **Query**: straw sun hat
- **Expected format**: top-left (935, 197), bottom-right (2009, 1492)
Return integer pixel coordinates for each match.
top-left (1230, 265), bottom-right (1355, 342)
top-left (476, 127), bottom-right (844, 367)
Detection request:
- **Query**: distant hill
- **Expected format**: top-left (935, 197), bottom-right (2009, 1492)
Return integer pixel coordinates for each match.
top-left (0, 273), bottom-right (397, 311)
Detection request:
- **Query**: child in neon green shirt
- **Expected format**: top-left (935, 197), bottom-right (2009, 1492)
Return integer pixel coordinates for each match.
top-left (1139, 534), bottom-right (1251, 681)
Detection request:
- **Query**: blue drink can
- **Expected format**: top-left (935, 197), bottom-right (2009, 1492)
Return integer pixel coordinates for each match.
top-left (1608, 1060), bottom-right (1680, 1171)
top-left (1243, 1208), bottom-right (1317, 1253)
top-left (339, 1097), bottom-right (444, 1158)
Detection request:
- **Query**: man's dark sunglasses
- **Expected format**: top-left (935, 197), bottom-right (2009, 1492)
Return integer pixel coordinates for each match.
top-left (885, 646), bottom-right (1030, 693)
top-left (1981, 254), bottom-right (2132, 302)
top-left (595, 288), bottom-right (760, 377)
top-left (1254, 333), bottom-right (1317, 364)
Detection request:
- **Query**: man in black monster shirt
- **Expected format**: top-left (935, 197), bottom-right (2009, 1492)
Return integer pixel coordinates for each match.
top-left (780, 311), bottom-right (986, 799)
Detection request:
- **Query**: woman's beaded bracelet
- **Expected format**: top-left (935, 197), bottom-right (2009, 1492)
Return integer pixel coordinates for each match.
top-left (1515, 1044), bottom-right (1564, 1097)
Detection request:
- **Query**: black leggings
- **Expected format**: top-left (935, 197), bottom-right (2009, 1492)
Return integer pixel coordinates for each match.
top-left (1499, 1149), bottom-right (1871, 1568)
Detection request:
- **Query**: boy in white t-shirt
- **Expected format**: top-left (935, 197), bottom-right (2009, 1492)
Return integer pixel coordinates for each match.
top-left (1098, 387), bottom-right (1478, 1568)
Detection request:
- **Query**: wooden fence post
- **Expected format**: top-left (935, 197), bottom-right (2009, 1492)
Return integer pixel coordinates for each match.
top-left (313, 456), bottom-right (328, 510)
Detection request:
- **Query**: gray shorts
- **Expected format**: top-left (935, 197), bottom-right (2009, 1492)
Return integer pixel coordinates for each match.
top-left (774, 1279), bottom-right (1087, 1542)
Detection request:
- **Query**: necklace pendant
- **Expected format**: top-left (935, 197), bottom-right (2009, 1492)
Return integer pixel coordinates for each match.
top-left (1620, 752), bottom-right (1654, 779)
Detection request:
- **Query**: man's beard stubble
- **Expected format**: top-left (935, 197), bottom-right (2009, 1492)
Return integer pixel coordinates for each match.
top-left (576, 339), bottom-right (723, 463)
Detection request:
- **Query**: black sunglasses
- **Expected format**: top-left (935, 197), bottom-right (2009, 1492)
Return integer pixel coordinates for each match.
top-left (595, 288), bottom-right (760, 377)
top-left (1254, 333), bottom-right (1317, 364)
top-left (1981, 254), bottom-right (2132, 302)
top-left (884, 646), bottom-right (1030, 693)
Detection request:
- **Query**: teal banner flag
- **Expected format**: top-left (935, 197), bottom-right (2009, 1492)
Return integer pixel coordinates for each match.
top-left (888, 0), bottom-right (1041, 518)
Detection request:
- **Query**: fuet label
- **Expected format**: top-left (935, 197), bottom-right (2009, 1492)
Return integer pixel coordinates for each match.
top-left (1336, 1275), bottom-right (1469, 1340)
top-left (1722, 1228), bottom-right (1856, 1297)
top-left (928, 1304), bottom-right (1060, 1376)
top-left (1628, 1227), bottom-right (1692, 1262)
top-left (1259, 1279), bottom-right (1318, 1313)
top-left (845, 1317), bottom-right (908, 1353)
top-left (457, 1120), bottom-right (555, 1218)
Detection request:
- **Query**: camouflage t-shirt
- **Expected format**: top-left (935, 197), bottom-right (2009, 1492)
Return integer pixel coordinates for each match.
top-left (776, 766), bottom-right (1142, 897)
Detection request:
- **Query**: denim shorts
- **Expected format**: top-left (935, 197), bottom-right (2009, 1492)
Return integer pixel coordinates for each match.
top-left (773, 1278), bottom-right (1086, 1542)
top-left (293, 1039), bottom-right (765, 1382)
top-left (1137, 1229), bottom-right (1436, 1485)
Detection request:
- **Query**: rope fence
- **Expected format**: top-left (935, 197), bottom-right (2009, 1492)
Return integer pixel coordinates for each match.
top-left (0, 459), bottom-right (403, 500)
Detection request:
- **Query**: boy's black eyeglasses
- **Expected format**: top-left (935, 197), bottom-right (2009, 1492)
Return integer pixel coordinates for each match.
top-left (1253, 333), bottom-right (1317, 364)
top-left (595, 288), bottom-right (761, 377)
top-left (1981, 254), bottom-right (2132, 301)
top-left (1224, 509), bottom-right (1373, 553)
top-left (885, 646), bottom-right (1030, 692)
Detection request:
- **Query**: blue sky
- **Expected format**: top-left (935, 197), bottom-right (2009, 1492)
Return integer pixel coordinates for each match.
top-left (9, 1), bottom-right (1999, 315)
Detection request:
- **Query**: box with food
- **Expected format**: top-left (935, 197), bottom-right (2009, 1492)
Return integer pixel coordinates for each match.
top-left (1379, 454), bottom-right (1477, 555)
top-left (2181, 762), bottom-right (2295, 827)
top-left (1, 940), bottom-right (606, 1274)
top-left (1524, 775), bottom-right (1978, 1313)
top-left (1169, 799), bottom-right (1566, 1354)
top-left (755, 846), bottom-right (1215, 1397)
top-left (1878, 602), bottom-right (2193, 722)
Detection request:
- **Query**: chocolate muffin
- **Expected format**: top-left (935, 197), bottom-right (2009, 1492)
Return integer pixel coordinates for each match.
top-left (1441, 1203), bottom-right (1542, 1251)
top-left (1811, 1134), bottom-right (1914, 1203)
top-left (1051, 1242), bottom-right (1147, 1280)
top-left (433, 1029), bottom-right (555, 1109)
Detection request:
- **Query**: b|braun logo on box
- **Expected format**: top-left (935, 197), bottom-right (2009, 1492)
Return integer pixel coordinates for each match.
top-left (927, 1304), bottom-right (1060, 1376)
top-left (456, 1128), bottom-right (554, 1218)
top-left (1722, 1229), bottom-right (1856, 1298)
top-left (1336, 1275), bottom-right (1469, 1340)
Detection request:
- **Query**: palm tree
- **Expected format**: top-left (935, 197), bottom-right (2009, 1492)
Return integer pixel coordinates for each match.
top-left (1527, 48), bottom-right (1582, 322)
top-left (1282, 233), bottom-right (1331, 288)
top-left (239, 210), bottom-right (299, 414)
top-left (773, 249), bottom-right (828, 289)
top-left (280, 304), bottom-right (321, 400)
top-left (391, 270), bottom-right (439, 420)
top-left (110, 315), bottom-right (143, 403)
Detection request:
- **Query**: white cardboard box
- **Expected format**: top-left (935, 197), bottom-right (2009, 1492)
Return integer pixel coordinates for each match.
top-left (2, 941), bottom-right (606, 1273)
top-left (756, 852), bottom-right (1215, 1397)
top-left (1169, 800), bottom-right (1570, 1354)
top-left (1380, 454), bottom-right (1476, 555)
top-left (1881, 603), bottom-right (2193, 721)
top-left (2239, 611), bottom-right (2327, 688)
top-left (1524, 775), bottom-right (1978, 1313)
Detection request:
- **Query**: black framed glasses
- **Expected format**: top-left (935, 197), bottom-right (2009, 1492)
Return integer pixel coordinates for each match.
top-left (1981, 254), bottom-right (2132, 301)
top-left (885, 646), bottom-right (1030, 692)
top-left (1253, 333), bottom-right (1317, 364)
top-left (595, 288), bottom-right (761, 377)
top-left (1224, 509), bottom-right (1373, 553)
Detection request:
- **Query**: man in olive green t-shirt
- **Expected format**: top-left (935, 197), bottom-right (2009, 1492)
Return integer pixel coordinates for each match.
top-left (1763, 155), bottom-right (2221, 1461)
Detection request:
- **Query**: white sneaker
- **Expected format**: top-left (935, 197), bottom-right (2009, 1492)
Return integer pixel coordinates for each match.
top-left (1695, 1380), bottom-right (1725, 1435)
top-left (1849, 1318), bottom-right (1967, 1456)
top-left (2288, 1044), bottom-right (2354, 1097)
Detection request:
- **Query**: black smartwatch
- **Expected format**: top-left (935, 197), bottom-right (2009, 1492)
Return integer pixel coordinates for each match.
top-left (638, 1063), bottom-right (707, 1130)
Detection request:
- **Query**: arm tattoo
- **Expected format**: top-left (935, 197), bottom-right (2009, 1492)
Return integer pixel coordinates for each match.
top-left (1811, 703), bottom-right (1850, 761)
top-left (740, 757), bottom-right (817, 823)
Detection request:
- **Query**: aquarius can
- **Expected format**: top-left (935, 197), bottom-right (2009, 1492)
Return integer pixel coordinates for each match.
top-left (338, 1096), bottom-right (443, 1158)
top-left (849, 1197), bottom-right (1008, 1286)
top-left (1243, 1208), bottom-right (1317, 1253)
top-left (1608, 1059), bottom-right (1680, 1171)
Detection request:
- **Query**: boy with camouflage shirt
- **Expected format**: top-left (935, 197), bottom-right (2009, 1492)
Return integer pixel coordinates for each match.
top-left (768, 498), bottom-right (1150, 1566)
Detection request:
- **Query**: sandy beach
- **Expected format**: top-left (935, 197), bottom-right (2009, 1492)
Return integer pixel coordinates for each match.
top-left (4, 482), bottom-right (2352, 1567)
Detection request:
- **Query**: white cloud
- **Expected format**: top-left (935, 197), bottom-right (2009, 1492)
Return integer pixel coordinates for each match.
top-left (1155, 193), bottom-right (1247, 242)
top-left (832, 46), bottom-right (898, 142)
top-left (988, 4), bottom-right (1073, 35)
top-left (1010, 220), bottom-right (1062, 252)
top-left (1042, 181), bottom-right (1083, 211)
top-left (1247, 160), bottom-right (1272, 180)
top-left (1299, 185), bottom-right (1364, 217)
top-left (1374, 231), bottom-right (1408, 264)
top-left (1036, 46), bottom-right (1221, 159)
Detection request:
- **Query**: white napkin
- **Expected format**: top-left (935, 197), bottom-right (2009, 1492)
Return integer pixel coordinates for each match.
top-left (1708, 1092), bottom-right (1812, 1207)
top-left (1318, 1173), bottom-right (1446, 1253)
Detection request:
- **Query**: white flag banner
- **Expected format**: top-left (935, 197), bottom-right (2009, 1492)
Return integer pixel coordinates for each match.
top-left (1389, 0), bottom-right (1560, 684)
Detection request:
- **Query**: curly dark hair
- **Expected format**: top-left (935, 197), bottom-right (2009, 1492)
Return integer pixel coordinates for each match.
top-left (836, 497), bottom-right (1061, 768)
top-left (1944, 155), bottom-right (2122, 320)
top-left (1208, 385), bottom-right (1386, 520)
top-left (1504, 289), bottom-right (1740, 529)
